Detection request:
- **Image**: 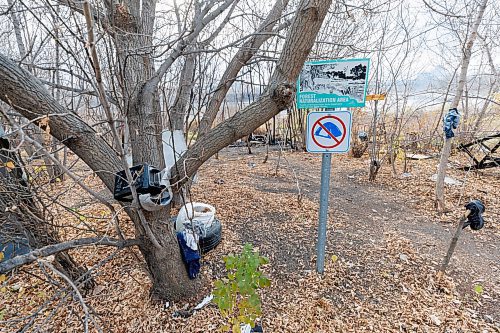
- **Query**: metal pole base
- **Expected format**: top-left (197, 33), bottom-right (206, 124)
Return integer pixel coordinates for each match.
top-left (316, 153), bottom-right (332, 273)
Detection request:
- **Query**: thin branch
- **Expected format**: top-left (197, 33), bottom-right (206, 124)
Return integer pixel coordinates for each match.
top-left (422, 0), bottom-right (465, 18)
top-left (38, 79), bottom-right (118, 105)
top-left (39, 261), bottom-right (95, 333)
top-left (0, 237), bottom-right (139, 273)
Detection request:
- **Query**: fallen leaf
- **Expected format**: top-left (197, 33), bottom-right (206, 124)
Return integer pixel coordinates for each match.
top-left (430, 314), bottom-right (442, 326)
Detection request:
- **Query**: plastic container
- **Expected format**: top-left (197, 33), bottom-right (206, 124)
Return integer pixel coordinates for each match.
top-left (113, 164), bottom-right (163, 202)
top-left (175, 202), bottom-right (216, 233)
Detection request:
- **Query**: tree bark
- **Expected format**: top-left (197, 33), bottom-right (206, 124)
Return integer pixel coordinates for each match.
top-left (198, 0), bottom-right (290, 137)
top-left (434, 0), bottom-right (488, 211)
top-left (170, 54), bottom-right (196, 131)
top-left (96, 0), bottom-right (204, 300)
top-left (172, 0), bottom-right (333, 184)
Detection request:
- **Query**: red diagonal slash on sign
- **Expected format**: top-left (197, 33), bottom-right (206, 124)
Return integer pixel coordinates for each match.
top-left (317, 121), bottom-right (341, 144)
top-left (311, 115), bottom-right (347, 150)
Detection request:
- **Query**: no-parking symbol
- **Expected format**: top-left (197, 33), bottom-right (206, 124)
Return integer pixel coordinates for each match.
top-left (306, 110), bottom-right (352, 153)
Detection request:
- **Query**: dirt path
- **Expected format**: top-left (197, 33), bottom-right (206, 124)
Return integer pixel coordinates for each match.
top-left (210, 146), bottom-right (499, 323)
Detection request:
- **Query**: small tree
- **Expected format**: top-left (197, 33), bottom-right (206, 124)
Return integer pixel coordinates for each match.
top-left (213, 243), bottom-right (270, 332)
top-left (434, 0), bottom-right (489, 211)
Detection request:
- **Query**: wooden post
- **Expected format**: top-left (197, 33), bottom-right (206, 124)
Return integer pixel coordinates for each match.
top-left (439, 210), bottom-right (471, 274)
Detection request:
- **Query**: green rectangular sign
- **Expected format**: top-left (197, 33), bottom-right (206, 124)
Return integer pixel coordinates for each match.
top-left (297, 58), bottom-right (370, 109)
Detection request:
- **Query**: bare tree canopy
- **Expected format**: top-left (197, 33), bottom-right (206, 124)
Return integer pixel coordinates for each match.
top-left (0, 0), bottom-right (498, 330)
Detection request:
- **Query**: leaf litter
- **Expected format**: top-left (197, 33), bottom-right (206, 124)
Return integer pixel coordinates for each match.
top-left (0, 147), bottom-right (498, 332)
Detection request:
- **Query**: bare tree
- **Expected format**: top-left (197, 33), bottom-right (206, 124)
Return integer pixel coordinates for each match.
top-left (434, 0), bottom-right (488, 211)
top-left (0, 123), bottom-right (91, 288)
top-left (0, 0), bottom-right (333, 302)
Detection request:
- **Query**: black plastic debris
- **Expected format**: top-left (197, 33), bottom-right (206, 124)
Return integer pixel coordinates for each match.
top-left (113, 164), bottom-right (163, 202)
top-left (458, 132), bottom-right (500, 170)
top-left (463, 200), bottom-right (485, 230)
top-left (358, 131), bottom-right (368, 142)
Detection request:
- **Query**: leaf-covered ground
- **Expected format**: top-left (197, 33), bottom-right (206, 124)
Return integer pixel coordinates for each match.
top-left (1, 147), bottom-right (498, 332)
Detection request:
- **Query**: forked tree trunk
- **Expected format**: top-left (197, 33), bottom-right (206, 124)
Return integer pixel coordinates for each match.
top-left (109, 0), bottom-right (197, 300)
top-left (198, 0), bottom-right (291, 136)
top-left (0, 0), bottom-right (333, 301)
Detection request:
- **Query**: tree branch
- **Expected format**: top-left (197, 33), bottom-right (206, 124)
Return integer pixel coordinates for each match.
top-left (144, 0), bottom-right (237, 92)
top-left (171, 0), bottom-right (332, 185)
top-left (38, 79), bottom-right (118, 105)
top-left (198, 0), bottom-right (291, 136)
top-left (0, 52), bottom-right (122, 190)
top-left (422, 0), bottom-right (465, 18)
top-left (0, 237), bottom-right (140, 273)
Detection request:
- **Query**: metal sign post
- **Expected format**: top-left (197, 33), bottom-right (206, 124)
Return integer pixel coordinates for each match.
top-left (306, 110), bottom-right (353, 274)
top-left (298, 57), bottom-right (370, 274)
top-left (316, 153), bottom-right (332, 273)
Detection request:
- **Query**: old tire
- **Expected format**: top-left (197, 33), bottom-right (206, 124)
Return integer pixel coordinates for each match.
top-left (199, 218), bottom-right (222, 254)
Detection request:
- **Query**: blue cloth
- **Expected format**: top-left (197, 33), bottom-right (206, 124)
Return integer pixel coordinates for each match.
top-left (443, 108), bottom-right (460, 139)
top-left (0, 237), bottom-right (31, 260)
top-left (176, 232), bottom-right (200, 279)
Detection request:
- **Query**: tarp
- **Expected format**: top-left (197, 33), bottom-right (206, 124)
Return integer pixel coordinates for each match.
top-left (162, 130), bottom-right (188, 169)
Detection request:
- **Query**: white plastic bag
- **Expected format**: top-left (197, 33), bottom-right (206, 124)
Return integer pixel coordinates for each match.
top-left (175, 202), bottom-right (216, 234)
top-left (139, 169), bottom-right (173, 211)
top-left (162, 130), bottom-right (187, 169)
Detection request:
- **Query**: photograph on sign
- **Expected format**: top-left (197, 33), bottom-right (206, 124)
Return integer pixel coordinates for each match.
top-left (306, 110), bottom-right (353, 153)
top-left (297, 58), bottom-right (370, 109)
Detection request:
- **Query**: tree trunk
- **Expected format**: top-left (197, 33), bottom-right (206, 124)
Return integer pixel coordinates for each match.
top-left (434, 0), bottom-right (488, 211)
top-left (198, 0), bottom-right (290, 136)
top-left (110, 0), bottom-right (200, 299)
top-left (136, 211), bottom-right (201, 300)
top-left (0, 134), bottom-right (92, 289)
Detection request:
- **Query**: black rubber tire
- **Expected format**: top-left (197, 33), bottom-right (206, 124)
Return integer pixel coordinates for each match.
top-left (199, 218), bottom-right (222, 254)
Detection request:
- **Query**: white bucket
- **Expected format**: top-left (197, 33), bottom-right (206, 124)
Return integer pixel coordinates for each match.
top-left (175, 202), bottom-right (216, 233)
